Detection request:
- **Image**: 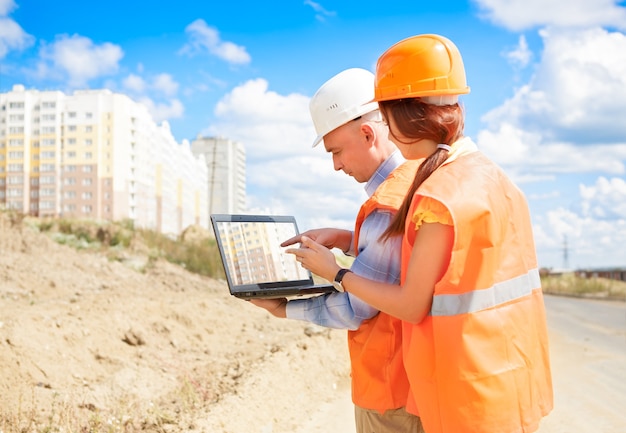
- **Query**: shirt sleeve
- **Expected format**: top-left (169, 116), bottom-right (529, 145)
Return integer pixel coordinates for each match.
top-left (411, 196), bottom-right (453, 229)
top-left (286, 209), bottom-right (402, 330)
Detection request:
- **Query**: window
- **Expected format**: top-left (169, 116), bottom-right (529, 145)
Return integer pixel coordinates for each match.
top-left (40, 188), bottom-right (55, 197)
top-left (82, 205), bottom-right (92, 213)
top-left (8, 151), bottom-right (24, 159)
top-left (41, 114), bottom-right (56, 121)
top-left (8, 164), bottom-right (24, 172)
top-left (40, 151), bottom-right (55, 159)
top-left (81, 192), bottom-right (92, 200)
top-left (42, 101), bottom-right (56, 109)
top-left (82, 178), bottom-right (92, 186)
top-left (40, 164), bottom-right (55, 172)
top-left (9, 127), bottom-right (24, 134)
top-left (9, 139), bottom-right (24, 147)
top-left (67, 125), bottom-right (77, 132)
top-left (66, 151), bottom-right (76, 158)
top-left (7, 175), bottom-right (24, 184)
top-left (63, 177), bottom-right (76, 185)
top-left (9, 102), bottom-right (24, 109)
top-left (41, 126), bottom-right (55, 134)
top-left (40, 176), bottom-right (55, 184)
top-left (64, 191), bottom-right (76, 199)
top-left (85, 112), bottom-right (93, 119)
top-left (82, 166), bottom-right (93, 173)
top-left (67, 138), bottom-right (76, 145)
top-left (67, 112), bottom-right (77, 118)
top-left (84, 139), bottom-right (92, 146)
top-left (85, 126), bottom-right (92, 132)
top-left (9, 114), bottom-right (24, 121)
top-left (84, 152), bottom-right (92, 159)
top-left (41, 139), bottom-right (55, 146)
top-left (64, 165), bottom-right (76, 172)
top-left (7, 188), bottom-right (23, 197)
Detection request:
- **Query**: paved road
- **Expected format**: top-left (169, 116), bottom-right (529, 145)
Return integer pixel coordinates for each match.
top-left (537, 294), bottom-right (626, 433)
top-left (298, 294), bottom-right (626, 433)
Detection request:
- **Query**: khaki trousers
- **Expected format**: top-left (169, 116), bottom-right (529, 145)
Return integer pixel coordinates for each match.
top-left (354, 405), bottom-right (424, 433)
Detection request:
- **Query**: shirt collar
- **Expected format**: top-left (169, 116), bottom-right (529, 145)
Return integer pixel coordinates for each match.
top-left (364, 150), bottom-right (405, 197)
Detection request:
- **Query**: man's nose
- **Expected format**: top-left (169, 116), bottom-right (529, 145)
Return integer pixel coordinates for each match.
top-left (333, 155), bottom-right (343, 172)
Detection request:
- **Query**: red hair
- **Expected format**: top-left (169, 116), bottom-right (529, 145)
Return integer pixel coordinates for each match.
top-left (380, 99), bottom-right (465, 239)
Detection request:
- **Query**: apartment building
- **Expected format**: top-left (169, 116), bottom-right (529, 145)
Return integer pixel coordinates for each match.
top-left (0, 84), bottom-right (208, 234)
top-left (191, 136), bottom-right (246, 215)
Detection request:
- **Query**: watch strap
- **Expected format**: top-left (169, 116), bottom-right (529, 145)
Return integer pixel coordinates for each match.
top-left (334, 268), bottom-right (352, 283)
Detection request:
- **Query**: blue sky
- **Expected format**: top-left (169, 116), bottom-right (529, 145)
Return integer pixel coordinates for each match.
top-left (2, 0), bottom-right (626, 270)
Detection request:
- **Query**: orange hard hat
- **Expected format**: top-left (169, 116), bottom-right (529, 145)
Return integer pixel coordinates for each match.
top-left (374, 34), bottom-right (470, 103)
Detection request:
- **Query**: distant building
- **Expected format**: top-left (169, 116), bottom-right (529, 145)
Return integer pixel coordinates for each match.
top-left (0, 84), bottom-right (208, 234)
top-left (191, 136), bottom-right (246, 215)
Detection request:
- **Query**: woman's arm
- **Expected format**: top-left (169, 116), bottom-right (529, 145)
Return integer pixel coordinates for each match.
top-left (291, 222), bottom-right (453, 323)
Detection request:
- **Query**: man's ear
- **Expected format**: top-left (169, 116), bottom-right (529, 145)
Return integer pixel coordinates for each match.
top-left (361, 122), bottom-right (376, 145)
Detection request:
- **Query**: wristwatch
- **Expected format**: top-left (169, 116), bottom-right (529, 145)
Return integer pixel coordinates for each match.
top-left (332, 268), bottom-right (352, 292)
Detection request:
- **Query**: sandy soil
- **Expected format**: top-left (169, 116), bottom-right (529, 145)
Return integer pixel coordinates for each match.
top-left (2, 212), bottom-right (625, 433)
top-left (0, 212), bottom-right (352, 432)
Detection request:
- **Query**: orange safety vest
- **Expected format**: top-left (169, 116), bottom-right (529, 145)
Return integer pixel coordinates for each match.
top-left (401, 151), bottom-right (553, 432)
top-left (349, 159), bottom-right (421, 413)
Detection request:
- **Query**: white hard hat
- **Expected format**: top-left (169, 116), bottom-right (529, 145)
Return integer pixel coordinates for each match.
top-left (310, 68), bottom-right (379, 147)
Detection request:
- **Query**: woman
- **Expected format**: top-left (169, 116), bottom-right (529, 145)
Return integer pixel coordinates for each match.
top-left (289, 34), bottom-right (553, 433)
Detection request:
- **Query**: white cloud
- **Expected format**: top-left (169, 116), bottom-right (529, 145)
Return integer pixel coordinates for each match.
top-left (0, 0), bottom-right (15, 16)
top-left (538, 204), bottom-right (626, 268)
top-left (579, 176), bottom-right (626, 219)
top-left (478, 123), bottom-right (626, 177)
top-left (0, 0), bottom-right (34, 58)
top-left (37, 35), bottom-right (123, 87)
top-left (484, 28), bottom-right (626, 144)
top-left (152, 73), bottom-right (178, 97)
top-left (476, 24), bottom-right (626, 268)
top-left (504, 35), bottom-right (532, 68)
top-left (180, 19), bottom-right (250, 65)
top-left (207, 78), bottom-right (315, 160)
top-left (138, 97), bottom-right (185, 124)
top-left (205, 78), bottom-right (365, 231)
top-left (473, 0), bottom-right (626, 31)
top-left (122, 73), bottom-right (146, 93)
top-left (478, 27), bottom-right (626, 181)
top-left (304, 0), bottom-right (337, 22)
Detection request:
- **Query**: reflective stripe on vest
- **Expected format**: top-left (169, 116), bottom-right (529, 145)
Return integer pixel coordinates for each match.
top-left (432, 267), bottom-right (540, 316)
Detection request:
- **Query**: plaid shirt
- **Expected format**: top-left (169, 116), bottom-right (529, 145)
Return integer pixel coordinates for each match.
top-left (286, 151), bottom-right (405, 329)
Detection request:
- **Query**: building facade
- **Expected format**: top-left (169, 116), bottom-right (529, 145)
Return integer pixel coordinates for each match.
top-left (0, 84), bottom-right (208, 234)
top-left (191, 136), bottom-right (246, 215)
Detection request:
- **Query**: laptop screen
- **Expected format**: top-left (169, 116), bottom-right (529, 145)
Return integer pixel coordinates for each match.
top-left (211, 214), bottom-right (314, 293)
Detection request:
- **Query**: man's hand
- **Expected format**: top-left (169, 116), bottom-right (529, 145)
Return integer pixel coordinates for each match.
top-left (248, 298), bottom-right (288, 318)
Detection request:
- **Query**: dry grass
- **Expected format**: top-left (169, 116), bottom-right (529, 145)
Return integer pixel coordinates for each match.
top-left (541, 273), bottom-right (626, 301)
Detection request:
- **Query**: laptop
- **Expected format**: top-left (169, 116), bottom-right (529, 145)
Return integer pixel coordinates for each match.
top-left (210, 214), bottom-right (337, 299)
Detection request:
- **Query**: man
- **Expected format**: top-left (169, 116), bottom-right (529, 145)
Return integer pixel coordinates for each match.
top-left (250, 68), bottom-right (423, 433)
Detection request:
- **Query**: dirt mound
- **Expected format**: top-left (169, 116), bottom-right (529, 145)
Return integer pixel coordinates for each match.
top-left (0, 212), bottom-right (350, 432)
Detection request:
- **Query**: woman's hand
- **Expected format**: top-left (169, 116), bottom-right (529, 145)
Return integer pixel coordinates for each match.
top-left (286, 236), bottom-right (341, 282)
top-left (281, 228), bottom-right (352, 253)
